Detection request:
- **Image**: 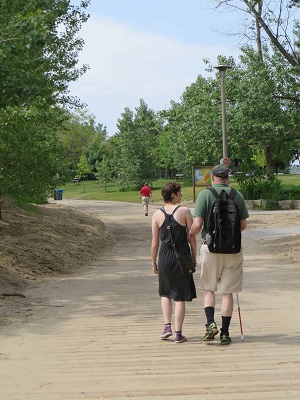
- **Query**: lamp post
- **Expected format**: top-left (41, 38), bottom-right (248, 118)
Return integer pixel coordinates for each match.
top-left (214, 64), bottom-right (232, 161)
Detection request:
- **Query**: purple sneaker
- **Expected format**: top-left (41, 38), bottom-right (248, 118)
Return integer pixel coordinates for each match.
top-left (175, 332), bottom-right (187, 343)
top-left (160, 324), bottom-right (172, 339)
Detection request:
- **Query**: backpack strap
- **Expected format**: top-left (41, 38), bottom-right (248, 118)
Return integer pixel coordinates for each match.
top-left (171, 205), bottom-right (181, 215)
top-left (208, 187), bottom-right (236, 200)
top-left (207, 187), bottom-right (220, 199)
top-left (160, 205), bottom-right (181, 215)
top-left (228, 188), bottom-right (236, 200)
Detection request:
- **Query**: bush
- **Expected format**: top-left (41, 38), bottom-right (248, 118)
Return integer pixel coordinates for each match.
top-left (277, 185), bottom-right (300, 200)
top-left (263, 199), bottom-right (279, 210)
top-left (237, 175), bottom-right (281, 200)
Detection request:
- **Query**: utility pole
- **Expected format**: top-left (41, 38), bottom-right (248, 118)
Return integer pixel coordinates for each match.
top-left (214, 65), bottom-right (232, 163)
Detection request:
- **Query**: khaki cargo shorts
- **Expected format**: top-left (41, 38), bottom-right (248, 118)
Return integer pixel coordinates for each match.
top-left (141, 196), bottom-right (150, 205)
top-left (199, 244), bottom-right (244, 293)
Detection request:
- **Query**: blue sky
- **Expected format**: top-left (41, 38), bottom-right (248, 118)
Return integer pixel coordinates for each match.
top-left (69, 0), bottom-right (241, 136)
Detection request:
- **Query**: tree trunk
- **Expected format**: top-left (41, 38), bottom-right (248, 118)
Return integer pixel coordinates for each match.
top-left (264, 144), bottom-right (274, 174)
top-left (243, 0), bottom-right (298, 66)
top-left (255, 1), bottom-right (263, 57)
top-left (164, 167), bottom-right (171, 178)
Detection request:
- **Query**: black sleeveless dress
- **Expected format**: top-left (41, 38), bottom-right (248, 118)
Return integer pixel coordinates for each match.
top-left (158, 206), bottom-right (196, 302)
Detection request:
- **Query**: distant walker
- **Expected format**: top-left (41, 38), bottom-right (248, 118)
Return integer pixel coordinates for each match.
top-left (139, 182), bottom-right (152, 216)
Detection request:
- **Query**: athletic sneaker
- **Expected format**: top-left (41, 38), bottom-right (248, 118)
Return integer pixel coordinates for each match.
top-left (175, 332), bottom-right (187, 343)
top-left (160, 324), bottom-right (172, 339)
top-left (203, 322), bottom-right (219, 341)
top-left (220, 332), bottom-right (232, 345)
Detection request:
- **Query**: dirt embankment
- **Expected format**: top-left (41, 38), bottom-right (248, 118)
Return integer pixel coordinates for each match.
top-left (0, 200), bottom-right (112, 293)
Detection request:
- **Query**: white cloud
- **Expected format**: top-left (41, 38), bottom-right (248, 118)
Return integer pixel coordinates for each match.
top-left (69, 16), bottom-right (239, 135)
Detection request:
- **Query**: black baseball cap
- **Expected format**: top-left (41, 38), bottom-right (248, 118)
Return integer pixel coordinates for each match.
top-left (212, 165), bottom-right (229, 178)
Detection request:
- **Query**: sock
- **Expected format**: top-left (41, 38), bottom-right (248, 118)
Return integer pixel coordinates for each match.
top-left (221, 316), bottom-right (232, 334)
top-left (204, 306), bottom-right (215, 326)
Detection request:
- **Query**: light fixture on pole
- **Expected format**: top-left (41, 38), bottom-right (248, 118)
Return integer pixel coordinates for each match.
top-left (214, 64), bottom-right (232, 162)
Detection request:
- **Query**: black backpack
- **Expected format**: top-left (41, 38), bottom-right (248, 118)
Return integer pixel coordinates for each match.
top-left (206, 187), bottom-right (241, 254)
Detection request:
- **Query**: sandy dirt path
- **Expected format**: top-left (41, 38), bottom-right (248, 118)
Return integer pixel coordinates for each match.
top-left (1, 200), bottom-right (300, 400)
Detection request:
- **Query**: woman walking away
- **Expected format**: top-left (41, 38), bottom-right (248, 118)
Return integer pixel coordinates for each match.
top-left (139, 182), bottom-right (152, 216)
top-left (151, 182), bottom-right (197, 343)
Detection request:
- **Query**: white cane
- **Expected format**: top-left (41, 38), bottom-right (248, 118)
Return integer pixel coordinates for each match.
top-left (236, 293), bottom-right (245, 341)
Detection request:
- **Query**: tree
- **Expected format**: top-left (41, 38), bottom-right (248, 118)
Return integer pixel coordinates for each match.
top-left (163, 75), bottom-right (223, 180)
top-left (58, 109), bottom-right (104, 172)
top-left (226, 49), bottom-right (300, 173)
top-left (161, 51), bottom-right (300, 177)
top-left (85, 124), bottom-right (108, 173)
top-left (116, 99), bottom-right (162, 188)
top-left (0, 106), bottom-right (68, 206)
top-left (209, 0), bottom-right (300, 66)
top-left (0, 0), bottom-right (89, 108)
top-left (95, 156), bottom-right (111, 191)
top-left (77, 154), bottom-right (91, 179)
top-left (0, 0), bottom-right (90, 210)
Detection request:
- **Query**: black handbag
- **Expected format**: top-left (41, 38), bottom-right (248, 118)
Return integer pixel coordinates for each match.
top-left (166, 214), bottom-right (195, 275)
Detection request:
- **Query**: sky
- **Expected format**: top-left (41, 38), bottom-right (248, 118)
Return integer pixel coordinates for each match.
top-left (68, 0), bottom-right (242, 136)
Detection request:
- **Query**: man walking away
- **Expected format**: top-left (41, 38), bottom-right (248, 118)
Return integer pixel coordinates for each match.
top-left (139, 182), bottom-right (152, 216)
top-left (189, 165), bottom-right (249, 345)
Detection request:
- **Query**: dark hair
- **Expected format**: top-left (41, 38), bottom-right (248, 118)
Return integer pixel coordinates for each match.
top-left (161, 181), bottom-right (181, 202)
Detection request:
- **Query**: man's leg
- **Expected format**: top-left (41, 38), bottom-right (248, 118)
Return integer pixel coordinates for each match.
top-left (203, 290), bottom-right (219, 341)
top-left (144, 198), bottom-right (149, 215)
top-left (220, 293), bottom-right (233, 345)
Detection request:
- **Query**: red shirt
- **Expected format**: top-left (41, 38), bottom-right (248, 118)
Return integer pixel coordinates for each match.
top-left (140, 185), bottom-right (152, 197)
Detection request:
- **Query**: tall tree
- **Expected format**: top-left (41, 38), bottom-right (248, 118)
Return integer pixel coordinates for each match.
top-left (226, 49), bottom-right (300, 173)
top-left (0, 0), bottom-right (90, 207)
top-left (0, 0), bottom-right (89, 108)
top-left (58, 109), bottom-right (104, 171)
top-left (116, 100), bottom-right (162, 188)
top-left (209, 0), bottom-right (300, 66)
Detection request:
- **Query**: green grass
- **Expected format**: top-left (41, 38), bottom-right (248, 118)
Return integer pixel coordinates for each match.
top-left (60, 174), bottom-right (300, 202)
top-left (277, 174), bottom-right (300, 185)
top-left (61, 179), bottom-right (196, 203)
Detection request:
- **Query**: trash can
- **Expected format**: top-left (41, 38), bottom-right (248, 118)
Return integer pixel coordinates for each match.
top-left (54, 189), bottom-right (63, 200)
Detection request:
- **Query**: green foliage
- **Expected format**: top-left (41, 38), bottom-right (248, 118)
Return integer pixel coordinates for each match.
top-left (0, 0), bottom-right (90, 207)
top-left (58, 109), bottom-right (105, 171)
top-left (277, 184), bottom-right (300, 200)
top-left (0, 0), bottom-right (89, 108)
top-left (77, 154), bottom-right (91, 178)
top-left (237, 175), bottom-right (300, 203)
top-left (236, 174), bottom-right (282, 200)
top-left (0, 106), bottom-right (69, 204)
top-left (262, 199), bottom-right (280, 210)
top-left (95, 156), bottom-right (111, 191)
top-left (115, 99), bottom-right (163, 188)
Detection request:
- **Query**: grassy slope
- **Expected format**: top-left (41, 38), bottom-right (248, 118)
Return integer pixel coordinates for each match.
top-left (61, 175), bottom-right (300, 202)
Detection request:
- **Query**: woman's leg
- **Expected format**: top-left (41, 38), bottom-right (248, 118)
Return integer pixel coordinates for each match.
top-left (174, 301), bottom-right (185, 332)
top-left (161, 296), bottom-right (172, 324)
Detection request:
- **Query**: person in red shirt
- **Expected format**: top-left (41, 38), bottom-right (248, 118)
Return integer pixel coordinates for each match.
top-left (139, 182), bottom-right (152, 216)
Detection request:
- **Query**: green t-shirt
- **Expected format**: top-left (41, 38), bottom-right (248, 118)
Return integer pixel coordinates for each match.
top-left (193, 184), bottom-right (249, 240)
